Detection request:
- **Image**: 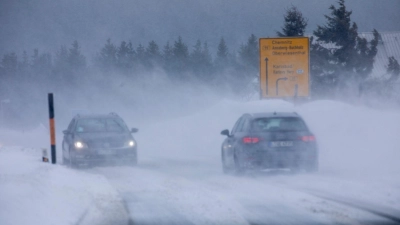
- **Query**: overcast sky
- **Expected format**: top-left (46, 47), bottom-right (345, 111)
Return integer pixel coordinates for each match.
top-left (1, 0), bottom-right (399, 57)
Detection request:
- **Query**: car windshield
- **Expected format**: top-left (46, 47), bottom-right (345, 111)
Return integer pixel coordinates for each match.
top-left (252, 117), bottom-right (308, 132)
top-left (75, 118), bottom-right (129, 133)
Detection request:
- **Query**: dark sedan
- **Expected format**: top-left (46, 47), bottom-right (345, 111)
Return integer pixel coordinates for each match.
top-left (62, 113), bottom-right (138, 167)
top-left (220, 112), bottom-right (318, 174)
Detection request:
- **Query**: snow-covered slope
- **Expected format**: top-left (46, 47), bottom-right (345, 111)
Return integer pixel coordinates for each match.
top-left (0, 147), bottom-right (129, 225)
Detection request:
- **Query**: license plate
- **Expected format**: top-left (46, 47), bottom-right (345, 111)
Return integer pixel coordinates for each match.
top-left (98, 149), bottom-right (114, 155)
top-left (269, 141), bottom-right (293, 147)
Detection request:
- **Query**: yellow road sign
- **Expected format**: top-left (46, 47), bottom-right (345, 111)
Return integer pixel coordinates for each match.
top-left (259, 37), bottom-right (310, 98)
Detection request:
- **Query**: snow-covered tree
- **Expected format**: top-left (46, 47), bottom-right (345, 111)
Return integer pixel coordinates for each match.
top-left (277, 6), bottom-right (308, 37)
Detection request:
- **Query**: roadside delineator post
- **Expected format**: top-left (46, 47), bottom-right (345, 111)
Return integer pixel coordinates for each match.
top-left (42, 148), bottom-right (49, 162)
top-left (48, 93), bottom-right (56, 164)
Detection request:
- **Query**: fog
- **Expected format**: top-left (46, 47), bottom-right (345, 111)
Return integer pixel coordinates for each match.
top-left (1, 1), bottom-right (400, 224)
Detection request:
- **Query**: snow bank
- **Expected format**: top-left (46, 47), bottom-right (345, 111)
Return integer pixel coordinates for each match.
top-left (0, 147), bottom-right (129, 225)
top-left (297, 100), bottom-right (400, 177)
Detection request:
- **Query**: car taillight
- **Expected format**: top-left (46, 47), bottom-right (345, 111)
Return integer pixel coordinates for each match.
top-left (243, 137), bottom-right (260, 144)
top-left (300, 135), bottom-right (316, 142)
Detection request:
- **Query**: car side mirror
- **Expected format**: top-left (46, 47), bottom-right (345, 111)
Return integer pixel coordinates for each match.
top-left (131, 128), bottom-right (139, 133)
top-left (220, 129), bottom-right (230, 137)
top-left (62, 130), bottom-right (69, 135)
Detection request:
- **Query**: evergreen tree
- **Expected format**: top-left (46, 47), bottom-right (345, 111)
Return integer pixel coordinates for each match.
top-left (53, 41), bottom-right (86, 86)
top-left (190, 40), bottom-right (213, 82)
top-left (117, 41), bottom-right (135, 72)
top-left (238, 34), bottom-right (258, 74)
top-left (216, 37), bottom-right (228, 60)
top-left (277, 6), bottom-right (308, 37)
top-left (17, 51), bottom-right (31, 84)
top-left (96, 39), bottom-right (118, 71)
top-left (67, 40), bottom-right (86, 72)
top-left (30, 49), bottom-right (52, 80)
top-left (19, 51), bottom-right (30, 73)
top-left (190, 40), bottom-right (203, 74)
top-left (171, 36), bottom-right (190, 78)
top-left (54, 45), bottom-right (69, 84)
top-left (146, 40), bottom-right (162, 69)
top-left (387, 56), bottom-right (400, 81)
top-left (215, 37), bottom-right (229, 71)
top-left (191, 40), bottom-right (203, 62)
top-left (202, 42), bottom-right (212, 67)
top-left (136, 44), bottom-right (147, 69)
top-left (200, 41), bottom-right (213, 78)
top-left (354, 29), bottom-right (379, 80)
top-left (162, 41), bottom-right (173, 72)
top-left (309, 37), bottom-right (337, 96)
top-left (312, 0), bottom-right (379, 94)
top-left (1, 53), bottom-right (18, 75)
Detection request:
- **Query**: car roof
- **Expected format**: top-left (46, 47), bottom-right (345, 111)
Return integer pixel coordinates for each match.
top-left (73, 113), bottom-right (120, 119)
top-left (249, 112), bottom-right (301, 119)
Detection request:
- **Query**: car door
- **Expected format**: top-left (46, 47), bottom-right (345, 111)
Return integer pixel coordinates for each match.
top-left (232, 115), bottom-right (250, 148)
top-left (222, 116), bottom-right (243, 159)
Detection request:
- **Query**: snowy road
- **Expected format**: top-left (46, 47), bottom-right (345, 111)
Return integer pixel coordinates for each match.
top-left (90, 156), bottom-right (399, 225)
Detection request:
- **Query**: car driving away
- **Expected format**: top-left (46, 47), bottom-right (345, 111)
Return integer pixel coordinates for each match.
top-left (62, 113), bottom-right (138, 167)
top-left (221, 112), bottom-right (318, 174)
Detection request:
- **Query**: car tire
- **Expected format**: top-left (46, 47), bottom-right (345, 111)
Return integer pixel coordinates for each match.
top-left (233, 153), bottom-right (245, 175)
top-left (221, 151), bottom-right (232, 174)
top-left (68, 148), bottom-right (77, 168)
top-left (131, 157), bottom-right (138, 166)
top-left (305, 160), bottom-right (319, 173)
top-left (62, 142), bottom-right (68, 165)
top-left (62, 150), bottom-right (68, 165)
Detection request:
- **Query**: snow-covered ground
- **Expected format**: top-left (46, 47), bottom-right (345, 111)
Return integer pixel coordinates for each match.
top-left (1, 99), bottom-right (400, 225)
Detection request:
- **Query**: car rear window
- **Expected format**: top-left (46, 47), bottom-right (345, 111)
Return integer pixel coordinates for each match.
top-left (252, 117), bottom-right (308, 132)
top-left (75, 118), bottom-right (129, 133)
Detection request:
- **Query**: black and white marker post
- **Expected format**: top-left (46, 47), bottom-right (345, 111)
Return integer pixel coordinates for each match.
top-left (48, 93), bottom-right (56, 164)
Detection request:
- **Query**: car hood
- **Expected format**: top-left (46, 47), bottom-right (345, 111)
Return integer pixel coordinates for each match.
top-left (75, 132), bottom-right (132, 140)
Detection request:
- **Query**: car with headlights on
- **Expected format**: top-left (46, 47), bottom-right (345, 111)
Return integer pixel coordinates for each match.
top-left (62, 113), bottom-right (138, 167)
top-left (220, 112), bottom-right (318, 174)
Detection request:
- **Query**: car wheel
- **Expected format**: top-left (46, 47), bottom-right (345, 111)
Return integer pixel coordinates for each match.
top-left (131, 157), bottom-right (138, 166)
top-left (68, 148), bottom-right (76, 168)
top-left (221, 151), bottom-right (232, 174)
top-left (233, 153), bottom-right (245, 175)
top-left (62, 150), bottom-right (67, 165)
top-left (305, 160), bottom-right (319, 173)
top-left (62, 142), bottom-right (68, 165)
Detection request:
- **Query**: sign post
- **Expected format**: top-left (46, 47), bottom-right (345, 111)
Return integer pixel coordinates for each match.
top-left (259, 37), bottom-right (310, 98)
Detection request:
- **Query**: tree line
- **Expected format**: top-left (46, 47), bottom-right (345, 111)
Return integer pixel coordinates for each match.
top-left (1, 0), bottom-right (399, 128)
top-left (0, 35), bottom-right (259, 91)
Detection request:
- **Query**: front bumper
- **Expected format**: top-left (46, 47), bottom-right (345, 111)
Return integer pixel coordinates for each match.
top-left (71, 147), bottom-right (137, 164)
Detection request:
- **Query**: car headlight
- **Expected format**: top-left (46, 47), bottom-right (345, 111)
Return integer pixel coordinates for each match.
top-left (222, 144), bottom-right (232, 150)
top-left (127, 140), bottom-right (135, 147)
top-left (74, 141), bottom-right (87, 149)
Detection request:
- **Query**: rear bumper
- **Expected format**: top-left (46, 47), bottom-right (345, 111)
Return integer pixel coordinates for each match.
top-left (237, 147), bottom-right (317, 169)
